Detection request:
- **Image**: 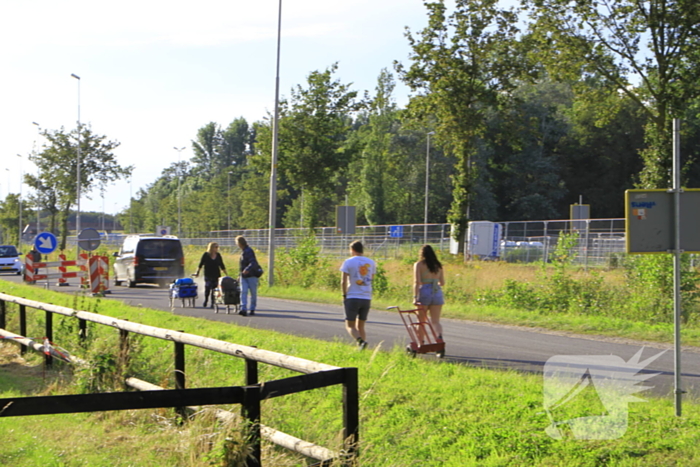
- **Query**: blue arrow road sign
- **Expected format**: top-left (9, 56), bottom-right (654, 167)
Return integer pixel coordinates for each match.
top-left (35, 232), bottom-right (58, 255)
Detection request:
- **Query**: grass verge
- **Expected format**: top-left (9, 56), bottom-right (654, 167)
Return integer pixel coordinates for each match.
top-left (1, 280), bottom-right (700, 466)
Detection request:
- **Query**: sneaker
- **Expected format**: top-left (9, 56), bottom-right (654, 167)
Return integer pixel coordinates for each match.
top-left (239, 309), bottom-right (247, 316)
top-left (357, 339), bottom-right (367, 350)
top-left (203, 301), bottom-right (208, 308)
top-left (249, 310), bottom-right (255, 316)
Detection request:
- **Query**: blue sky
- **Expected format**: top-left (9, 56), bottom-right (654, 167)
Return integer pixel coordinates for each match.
top-left (1, 0), bottom-right (434, 217)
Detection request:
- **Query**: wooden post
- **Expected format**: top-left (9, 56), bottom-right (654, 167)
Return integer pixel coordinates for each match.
top-left (242, 385), bottom-right (261, 467)
top-left (0, 299), bottom-right (5, 329)
top-left (45, 311), bottom-right (53, 368)
top-left (342, 367), bottom-right (359, 466)
top-left (19, 304), bottom-right (26, 356)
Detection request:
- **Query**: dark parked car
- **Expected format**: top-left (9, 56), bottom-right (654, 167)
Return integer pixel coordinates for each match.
top-left (113, 235), bottom-right (184, 287)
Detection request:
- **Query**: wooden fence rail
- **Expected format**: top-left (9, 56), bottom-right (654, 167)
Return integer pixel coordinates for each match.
top-left (0, 292), bottom-right (358, 466)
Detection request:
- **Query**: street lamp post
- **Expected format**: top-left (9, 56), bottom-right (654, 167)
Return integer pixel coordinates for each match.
top-left (424, 131), bottom-right (435, 244)
top-left (227, 170), bottom-right (233, 235)
top-left (71, 73), bottom-right (81, 236)
top-left (129, 177), bottom-right (133, 234)
top-left (16, 154), bottom-right (23, 246)
top-left (101, 185), bottom-right (105, 232)
top-left (32, 122), bottom-right (41, 233)
top-left (174, 146), bottom-right (185, 237)
top-left (268, 0), bottom-right (283, 287)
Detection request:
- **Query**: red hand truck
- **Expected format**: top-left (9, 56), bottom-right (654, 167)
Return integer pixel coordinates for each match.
top-left (388, 306), bottom-right (445, 358)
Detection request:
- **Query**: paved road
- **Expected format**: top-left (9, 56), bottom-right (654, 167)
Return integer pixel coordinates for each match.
top-left (3, 274), bottom-right (700, 400)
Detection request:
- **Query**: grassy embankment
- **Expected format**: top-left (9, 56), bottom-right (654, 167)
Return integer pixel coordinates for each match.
top-left (1, 279), bottom-right (700, 466)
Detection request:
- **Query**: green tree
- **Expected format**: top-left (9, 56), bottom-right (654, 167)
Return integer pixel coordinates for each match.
top-left (222, 117), bottom-right (255, 169)
top-left (191, 118), bottom-right (254, 182)
top-left (524, 0), bottom-right (700, 188)
top-left (28, 126), bottom-right (132, 250)
top-left (0, 194), bottom-right (33, 246)
top-left (276, 63), bottom-right (361, 229)
top-left (348, 69), bottom-right (401, 225)
top-left (397, 0), bottom-right (526, 246)
top-left (191, 122), bottom-right (223, 181)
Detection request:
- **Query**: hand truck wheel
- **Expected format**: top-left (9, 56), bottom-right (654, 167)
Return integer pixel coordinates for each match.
top-left (405, 345), bottom-right (417, 358)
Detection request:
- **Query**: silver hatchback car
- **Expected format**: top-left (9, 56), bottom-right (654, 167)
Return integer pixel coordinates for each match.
top-left (0, 245), bottom-right (24, 275)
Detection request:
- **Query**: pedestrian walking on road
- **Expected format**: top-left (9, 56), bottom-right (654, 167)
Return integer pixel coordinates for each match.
top-left (236, 236), bottom-right (262, 316)
top-left (413, 244), bottom-right (445, 344)
top-left (194, 242), bottom-right (227, 308)
top-left (340, 240), bottom-right (376, 350)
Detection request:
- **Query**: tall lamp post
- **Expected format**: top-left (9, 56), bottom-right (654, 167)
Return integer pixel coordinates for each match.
top-left (71, 73), bottom-right (81, 236)
top-left (227, 170), bottom-right (233, 235)
top-left (129, 177), bottom-right (133, 234)
top-left (268, 0), bottom-right (283, 287)
top-left (16, 154), bottom-right (23, 245)
top-left (424, 131), bottom-right (435, 244)
top-left (174, 146), bottom-right (185, 237)
top-left (32, 122), bottom-right (41, 233)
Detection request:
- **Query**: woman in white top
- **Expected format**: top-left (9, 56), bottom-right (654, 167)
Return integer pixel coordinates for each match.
top-left (413, 244), bottom-right (445, 342)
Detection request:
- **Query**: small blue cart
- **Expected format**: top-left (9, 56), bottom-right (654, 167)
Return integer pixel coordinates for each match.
top-left (169, 277), bottom-right (198, 308)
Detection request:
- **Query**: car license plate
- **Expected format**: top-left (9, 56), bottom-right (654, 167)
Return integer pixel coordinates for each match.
top-left (154, 267), bottom-right (168, 271)
top-left (0, 266), bottom-right (12, 270)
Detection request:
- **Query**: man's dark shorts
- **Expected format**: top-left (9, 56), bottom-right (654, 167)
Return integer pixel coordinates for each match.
top-left (344, 298), bottom-right (371, 321)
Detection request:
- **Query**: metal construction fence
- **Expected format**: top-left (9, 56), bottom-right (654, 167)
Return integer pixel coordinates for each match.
top-left (51, 218), bottom-right (630, 267)
top-left (200, 219), bottom-right (628, 267)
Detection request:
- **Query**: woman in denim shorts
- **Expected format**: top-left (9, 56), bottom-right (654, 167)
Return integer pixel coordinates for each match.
top-left (412, 244), bottom-right (445, 343)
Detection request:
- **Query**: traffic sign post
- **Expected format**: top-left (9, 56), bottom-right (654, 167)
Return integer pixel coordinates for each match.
top-left (625, 189), bottom-right (700, 254)
top-left (624, 118), bottom-right (691, 416)
top-left (78, 228), bottom-right (101, 252)
top-left (336, 206), bottom-right (356, 235)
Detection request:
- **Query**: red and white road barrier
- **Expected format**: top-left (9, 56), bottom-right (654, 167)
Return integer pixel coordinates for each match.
top-left (25, 254), bottom-right (85, 285)
top-left (25, 253), bottom-right (110, 295)
top-left (88, 255), bottom-right (110, 295)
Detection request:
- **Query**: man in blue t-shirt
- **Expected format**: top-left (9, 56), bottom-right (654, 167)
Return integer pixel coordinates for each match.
top-left (340, 240), bottom-right (376, 350)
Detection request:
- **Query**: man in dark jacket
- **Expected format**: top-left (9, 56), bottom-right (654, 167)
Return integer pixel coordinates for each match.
top-left (236, 236), bottom-right (261, 316)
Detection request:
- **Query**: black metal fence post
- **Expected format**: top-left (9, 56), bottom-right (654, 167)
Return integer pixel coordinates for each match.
top-left (174, 332), bottom-right (186, 419)
top-left (246, 348), bottom-right (258, 386)
top-left (242, 384), bottom-right (261, 467)
top-left (79, 319), bottom-right (87, 341)
top-left (342, 367), bottom-right (359, 466)
top-left (118, 327), bottom-right (129, 389)
top-left (45, 311), bottom-right (53, 368)
top-left (0, 299), bottom-right (5, 329)
top-left (19, 304), bottom-right (26, 356)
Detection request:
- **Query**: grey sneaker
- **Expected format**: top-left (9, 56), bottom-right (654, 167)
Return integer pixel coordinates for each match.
top-left (357, 339), bottom-right (368, 350)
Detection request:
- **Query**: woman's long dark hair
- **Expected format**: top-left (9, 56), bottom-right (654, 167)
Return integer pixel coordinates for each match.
top-left (419, 244), bottom-right (442, 274)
